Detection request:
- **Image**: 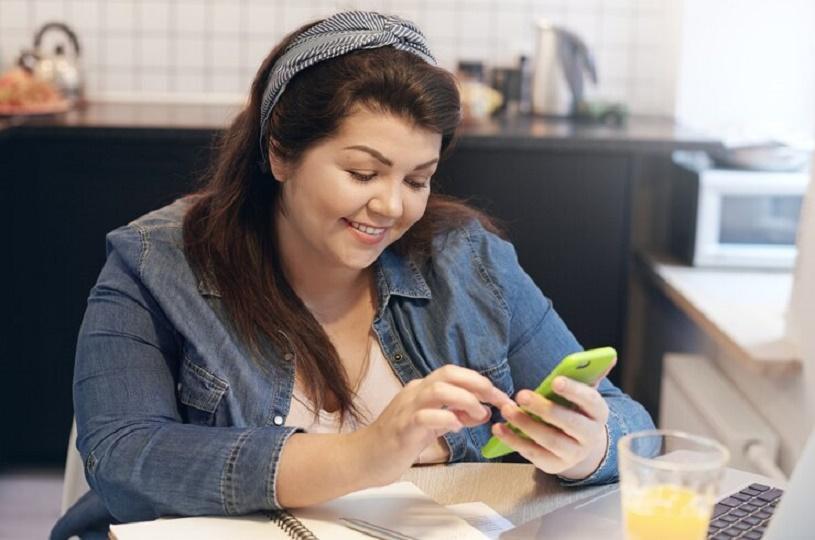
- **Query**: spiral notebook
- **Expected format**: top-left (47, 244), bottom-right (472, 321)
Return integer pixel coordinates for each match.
top-left (109, 481), bottom-right (488, 539)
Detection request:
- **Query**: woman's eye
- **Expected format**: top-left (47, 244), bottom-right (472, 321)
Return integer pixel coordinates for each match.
top-left (349, 171), bottom-right (376, 182)
top-left (406, 178), bottom-right (430, 190)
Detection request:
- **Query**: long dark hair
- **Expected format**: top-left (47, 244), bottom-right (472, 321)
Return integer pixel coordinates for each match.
top-left (183, 18), bottom-right (501, 420)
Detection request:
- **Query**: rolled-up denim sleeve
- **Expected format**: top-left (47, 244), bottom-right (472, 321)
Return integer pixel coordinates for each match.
top-left (73, 243), bottom-right (299, 522)
top-left (470, 223), bottom-right (655, 486)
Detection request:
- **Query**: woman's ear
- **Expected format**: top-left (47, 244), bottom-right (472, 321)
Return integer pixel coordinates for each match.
top-left (267, 146), bottom-right (289, 183)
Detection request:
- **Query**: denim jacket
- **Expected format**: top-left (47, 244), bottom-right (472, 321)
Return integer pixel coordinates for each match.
top-left (58, 197), bottom-right (653, 537)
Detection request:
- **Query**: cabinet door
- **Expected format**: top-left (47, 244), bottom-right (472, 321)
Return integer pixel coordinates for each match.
top-left (436, 148), bottom-right (631, 380)
top-left (0, 135), bottom-right (18, 466)
top-left (4, 131), bottom-right (213, 464)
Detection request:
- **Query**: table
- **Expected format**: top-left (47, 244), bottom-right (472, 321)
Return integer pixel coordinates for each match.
top-left (107, 463), bottom-right (779, 539)
top-left (402, 463), bottom-right (610, 526)
top-left (403, 462), bottom-right (781, 526)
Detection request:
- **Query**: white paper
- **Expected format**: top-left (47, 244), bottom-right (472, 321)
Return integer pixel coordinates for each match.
top-left (447, 501), bottom-right (515, 539)
top-left (294, 482), bottom-right (489, 540)
top-left (110, 482), bottom-right (494, 540)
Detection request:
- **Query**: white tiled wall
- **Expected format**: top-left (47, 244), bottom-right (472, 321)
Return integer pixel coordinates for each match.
top-left (0, 0), bottom-right (681, 115)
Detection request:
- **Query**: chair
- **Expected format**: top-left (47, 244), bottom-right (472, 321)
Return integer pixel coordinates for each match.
top-left (61, 419), bottom-right (90, 515)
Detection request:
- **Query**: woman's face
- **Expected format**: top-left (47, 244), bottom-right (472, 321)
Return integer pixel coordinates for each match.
top-left (273, 107), bottom-right (441, 272)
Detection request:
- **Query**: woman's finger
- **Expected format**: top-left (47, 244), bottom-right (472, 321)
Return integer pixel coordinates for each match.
top-left (500, 403), bottom-right (580, 460)
top-left (426, 365), bottom-right (512, 409)
top-left (514, 391), bottom-right (594, 442)
top-left (490, 423), bottom-right (564, 473)
top-left (415, 381), bottom-right (491, 422)
top-left (412, 408), bottom-right (463, 434)
top-left (550, 377), bottom-right (609, 421)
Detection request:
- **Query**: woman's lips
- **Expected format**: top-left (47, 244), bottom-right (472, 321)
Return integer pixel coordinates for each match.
top-left (344, 218), bottom-right (388, 245)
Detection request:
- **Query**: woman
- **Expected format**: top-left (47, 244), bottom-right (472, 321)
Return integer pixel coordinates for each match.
top-left (54, 11), bottom-right (653, 539)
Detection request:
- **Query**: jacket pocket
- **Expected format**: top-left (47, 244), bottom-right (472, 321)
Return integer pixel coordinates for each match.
top-left (478, 357), bottom-right (515, 398)
top-left (467, 358), bottom-right (515, 456)
top-left (177, 355), bottom-right (229, 426)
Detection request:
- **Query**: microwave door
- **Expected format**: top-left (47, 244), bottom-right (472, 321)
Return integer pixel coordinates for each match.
top-left (694, 170), bottom-right (807, 269)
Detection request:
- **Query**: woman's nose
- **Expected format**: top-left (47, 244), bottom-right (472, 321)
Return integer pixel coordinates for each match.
top-left (369, 180), bottom-right (403, 218)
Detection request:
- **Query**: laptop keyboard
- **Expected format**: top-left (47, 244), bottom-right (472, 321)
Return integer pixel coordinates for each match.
top-left (707, 483), bottom-right (784, 539)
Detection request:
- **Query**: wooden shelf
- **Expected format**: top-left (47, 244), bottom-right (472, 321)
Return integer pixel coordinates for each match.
top-left (642, 253), bottom-right (801, 374)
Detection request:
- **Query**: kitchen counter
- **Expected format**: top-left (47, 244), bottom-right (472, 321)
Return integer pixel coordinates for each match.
top-left (0, 102), bottom-right (239, 141)
top-left (0, 101), bottom-right (722, 152)
top-left (641, 253), bottom-right (799, 373)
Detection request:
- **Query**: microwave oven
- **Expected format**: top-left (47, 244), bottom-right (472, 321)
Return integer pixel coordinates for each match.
top-left (670, 152), bottom-right (809, 269)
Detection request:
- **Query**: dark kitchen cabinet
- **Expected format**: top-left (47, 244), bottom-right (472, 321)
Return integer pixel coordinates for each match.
top-left (3, 129), bottom-right (213, 465)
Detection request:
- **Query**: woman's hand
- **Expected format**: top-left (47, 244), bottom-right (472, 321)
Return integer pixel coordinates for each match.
top-left (355, 364), bottom-right (513, 487)
top-left (491, 376), bottom-right (610, 481)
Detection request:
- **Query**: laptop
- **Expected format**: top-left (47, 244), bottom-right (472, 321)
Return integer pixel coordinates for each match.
top-left (501, 430), bottom-right (815, 539)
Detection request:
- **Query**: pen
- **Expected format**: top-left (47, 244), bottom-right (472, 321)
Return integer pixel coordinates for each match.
top-left (339, 517), bottom-right (419, 540)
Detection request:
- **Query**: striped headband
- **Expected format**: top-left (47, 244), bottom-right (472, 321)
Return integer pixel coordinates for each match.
top-left (258, 10), bottom-right (436, 171)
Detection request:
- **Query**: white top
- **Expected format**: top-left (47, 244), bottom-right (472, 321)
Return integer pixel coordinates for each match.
top-left (286, 333), bottom-right (450, 464)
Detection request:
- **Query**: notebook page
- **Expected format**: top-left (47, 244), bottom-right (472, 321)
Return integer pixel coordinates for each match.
top-left (293, 481), bottom-right (489, 540)
top-left (447, 502), bottom-right (515, 539)
top-left (109, 515), bottom-right (288, 540)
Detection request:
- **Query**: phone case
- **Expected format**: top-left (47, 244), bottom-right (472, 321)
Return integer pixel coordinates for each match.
top-left (481, 347), bottom-right (616, 459)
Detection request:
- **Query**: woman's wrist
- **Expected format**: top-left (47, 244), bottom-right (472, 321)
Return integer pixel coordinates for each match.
top-left (345, 423), bottom-right (407, 489)
top-left (557, 424), bottom-right (610, 481)
top-left (276, 430), bottom-right (383, 507)
top-left (342, 427), bottom-right (387, 489)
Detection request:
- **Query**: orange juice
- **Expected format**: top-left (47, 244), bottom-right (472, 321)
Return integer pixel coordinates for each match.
top-left (622, 484), bottom-right (712, 540)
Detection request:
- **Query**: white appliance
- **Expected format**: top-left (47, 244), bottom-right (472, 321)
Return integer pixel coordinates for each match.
top-left (530, 19), bottom-right (596, 116)
top-left (670, 151), bottom-right (809, 269)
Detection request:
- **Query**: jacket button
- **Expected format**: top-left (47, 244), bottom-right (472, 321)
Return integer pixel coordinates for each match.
top-left (394, 353), bottom-right (403, 361)
top-left (273, 415), bottom-right (284, 426)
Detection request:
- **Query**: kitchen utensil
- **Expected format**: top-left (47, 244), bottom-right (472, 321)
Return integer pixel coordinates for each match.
top-left (531, 18), bottom-right (597, 116)
top-left (18, 22), bottom-right (83, 103)
top-left (707, 141), bottom-right (810, 172)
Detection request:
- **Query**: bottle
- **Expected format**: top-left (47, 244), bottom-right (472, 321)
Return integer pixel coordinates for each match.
top-left (518, 54), bottom-right (533, 115)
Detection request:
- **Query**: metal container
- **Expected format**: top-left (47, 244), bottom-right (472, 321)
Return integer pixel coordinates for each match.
top-left (531, 19), bottom-right (597, 116)
top-left (18, 22), bottom-right (83, 103)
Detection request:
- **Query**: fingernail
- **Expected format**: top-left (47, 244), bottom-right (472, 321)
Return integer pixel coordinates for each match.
top-left (516, 392), bottom-right (529, 406)
top-left (554, 377), bottom-right (567, 391)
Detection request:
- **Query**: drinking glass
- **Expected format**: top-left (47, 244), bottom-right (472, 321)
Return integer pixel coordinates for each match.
top-left (618, 429), bottom-right (730, 540)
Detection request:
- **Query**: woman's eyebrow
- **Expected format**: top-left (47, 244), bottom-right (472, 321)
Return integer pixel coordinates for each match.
top-left (343, 145), bottom-right (438, 170)
top-left (344, 145), bottom-right (393, 166)
top-left (413, 158), bottom-right (439, 170)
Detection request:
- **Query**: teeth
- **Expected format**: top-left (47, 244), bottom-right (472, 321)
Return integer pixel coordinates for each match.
top-left (349, 220), bottom-right (385, 235)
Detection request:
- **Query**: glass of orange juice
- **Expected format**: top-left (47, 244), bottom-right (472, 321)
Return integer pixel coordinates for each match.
top-left (618, 430), bottom-right (729, 540)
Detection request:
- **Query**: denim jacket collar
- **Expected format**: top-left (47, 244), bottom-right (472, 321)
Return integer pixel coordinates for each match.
top-left (373, 248), bottom-right (432, 313)
top-left (197, 278), bottom-right (221, 298)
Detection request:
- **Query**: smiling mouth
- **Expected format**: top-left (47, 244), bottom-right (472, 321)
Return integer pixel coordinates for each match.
top-left (346, 219), bottom-right (387, 236)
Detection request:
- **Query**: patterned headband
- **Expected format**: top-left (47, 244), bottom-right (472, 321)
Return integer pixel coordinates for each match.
top-left (258, 10), bottom-right (436, 171)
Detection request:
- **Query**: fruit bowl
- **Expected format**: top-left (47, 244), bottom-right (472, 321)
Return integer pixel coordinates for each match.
top-left (0, 67), bottom-right (71, 117)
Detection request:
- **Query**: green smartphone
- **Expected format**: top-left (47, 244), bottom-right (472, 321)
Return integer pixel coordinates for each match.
top-left (480, 346), bottom-right (617, 459)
